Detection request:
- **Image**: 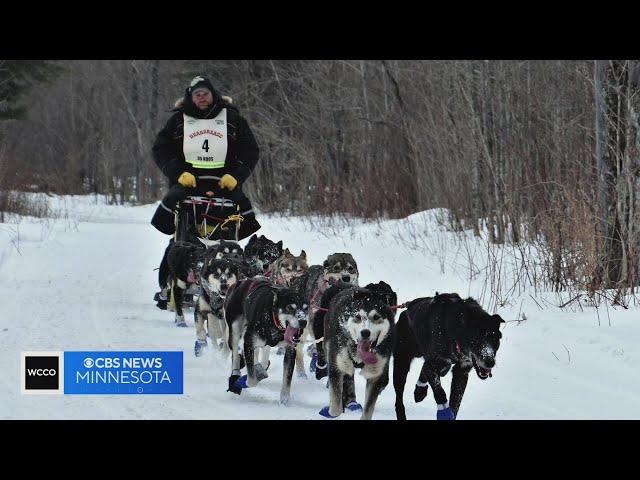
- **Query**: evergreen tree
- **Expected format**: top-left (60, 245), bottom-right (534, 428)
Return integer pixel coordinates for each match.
top-left (0, 60), bottom-right (62, 120)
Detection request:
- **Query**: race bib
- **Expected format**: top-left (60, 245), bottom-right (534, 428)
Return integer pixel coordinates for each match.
top-left (183, 110), bottom-right (228, 169)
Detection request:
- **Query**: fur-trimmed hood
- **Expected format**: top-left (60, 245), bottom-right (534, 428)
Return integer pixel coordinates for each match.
top-left (173, 95), bottom-right (234, 109)
top-left (171, 80), bottom-right (239, 119)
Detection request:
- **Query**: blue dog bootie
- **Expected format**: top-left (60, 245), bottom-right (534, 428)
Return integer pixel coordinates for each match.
top-left (194, 339), bottom-right (207, 357)
top-left (227, 371), bottom-right (242, 395)
top-left (345, 401), bottom-right (363, 413)
top-left (234, 375), bottom-right (250, 389)
top-left (319, 405), bottom-right (339, 418)
top-left (437, 403), bottom-right (455, 420)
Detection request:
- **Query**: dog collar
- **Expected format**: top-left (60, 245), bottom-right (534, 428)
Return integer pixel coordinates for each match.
top-left (271, 310), bottom-right (285, 331)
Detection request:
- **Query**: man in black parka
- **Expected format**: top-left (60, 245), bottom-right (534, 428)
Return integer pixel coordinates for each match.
top-left (151, 75), bottom-right (261, 309)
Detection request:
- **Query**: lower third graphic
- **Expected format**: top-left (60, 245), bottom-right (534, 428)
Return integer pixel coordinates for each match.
top-left (21, 351), bottom-right (183, 395)
top-left (64, 351), bottom-right (183, 394)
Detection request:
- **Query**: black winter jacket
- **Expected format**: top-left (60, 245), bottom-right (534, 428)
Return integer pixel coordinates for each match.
top-left (152, 89), bottom-right (259, 187)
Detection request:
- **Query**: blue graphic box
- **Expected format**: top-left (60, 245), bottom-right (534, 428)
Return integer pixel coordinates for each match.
top-left (64, 351), bottom-right (183, 394)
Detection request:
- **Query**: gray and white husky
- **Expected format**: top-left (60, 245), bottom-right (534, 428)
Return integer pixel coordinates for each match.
top-left (288, 253), bottom-right (360, 378)
top-left (319, 281), bottom-right (396, 420)
top-left (194, 255), bottom-right (251, 357)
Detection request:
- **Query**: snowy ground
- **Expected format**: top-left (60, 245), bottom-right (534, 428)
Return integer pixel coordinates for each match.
top-left (1, 194), bottom-right (639, 420)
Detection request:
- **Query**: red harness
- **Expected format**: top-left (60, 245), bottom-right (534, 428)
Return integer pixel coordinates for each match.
top-left (227, 278), bottom-right (284, 331)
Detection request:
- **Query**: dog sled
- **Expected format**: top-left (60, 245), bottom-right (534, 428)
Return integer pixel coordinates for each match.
top-left (152, 174), bottom-right (260, 244)
top-left (170, 180), bottom-right (262, 314)
top-left (151, 176), bottom-right (261, 318)
top-left (169, 192), bottom-right (245, 313)
top-left (174, 194), bottom-right (244, 245)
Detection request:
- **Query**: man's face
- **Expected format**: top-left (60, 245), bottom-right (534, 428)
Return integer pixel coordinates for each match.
top-left (192, 89), bottom-right (213, 111)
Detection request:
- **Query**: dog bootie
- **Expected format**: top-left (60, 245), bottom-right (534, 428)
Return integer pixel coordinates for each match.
top-left (319, 405), bottom-right (339, 418)
top-left (309, 352), bottom-right (318, 372)
top-left (345, 401), bottom-right (363, 413)
top-left (154, 291), bottom-right (168, 310)
top-left (227, 374), bottom-right (243, 395)
top-left (194, 339), bottom-right (207, 357)
top-left (437, 404), bottom-right (455, 420)
top-left (174, 315), bottom-right (187, 328)
top-left (414, 384), bottom-right (429, 403)
top-left (234, 375), bottom-right (249, 389)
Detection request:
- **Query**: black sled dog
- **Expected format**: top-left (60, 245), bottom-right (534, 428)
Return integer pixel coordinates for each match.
top-left (243, 234), bottom-right (284, 277)
top-left (393, 293), bottom-right (504, 420)
top-left (167, 240), bottom-right (206, 327)
top-left (224, 277), bottom-right (309, 405)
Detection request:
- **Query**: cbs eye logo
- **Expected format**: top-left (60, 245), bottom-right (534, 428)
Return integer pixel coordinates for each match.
top-left (23, 355), bottom-right (60, 392)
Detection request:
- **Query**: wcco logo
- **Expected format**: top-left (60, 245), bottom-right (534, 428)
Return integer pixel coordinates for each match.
top-left (21, 352), bottom-right (63, 395)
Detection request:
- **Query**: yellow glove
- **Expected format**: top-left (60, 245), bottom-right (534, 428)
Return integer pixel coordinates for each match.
top-left (219, 174), bottom-right (238, 190)
top-left (178, 172), bottom-right (196, 188)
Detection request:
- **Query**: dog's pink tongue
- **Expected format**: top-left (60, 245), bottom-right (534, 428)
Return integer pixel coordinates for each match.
top-left (284, 326), bottom-right (299, 346)
top-left (187, 270), bottom-right (198, 283)
top-left (357, 341), bottom-right (378, 365)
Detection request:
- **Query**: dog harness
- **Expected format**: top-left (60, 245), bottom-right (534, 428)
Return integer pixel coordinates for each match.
top-left (227, 278), bottom-right (288, 331)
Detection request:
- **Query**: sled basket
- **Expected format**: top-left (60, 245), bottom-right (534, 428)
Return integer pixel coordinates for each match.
top-left (174, 195), bottom-right (243, 244)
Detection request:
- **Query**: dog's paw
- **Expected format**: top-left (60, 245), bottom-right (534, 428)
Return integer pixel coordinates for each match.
top-left (436, 406), bottom-right (455, 420)
top-left (414, 384), bottom-right (429, 403)
top-left (297, 370), bottom-right (308, 379)
top-left (234, 375), bottom-right (250, 389)
top-left (345, 401), bottom-right (363, 413)
top-left (175, 320), bottom-right (188, 328)
top-left (255, 364), bottom-right (269, 382)
top-left (227, 375), bottom-right (243, 395)
top-left (276, 346), bottom-right (285, 355)
top-left (279, 394), bottom-right (290, 406)
top-left (319, 405), bottom-right (339, 418)
top-left (309, 352), bottom-right (318, 372)
top-left (315, 361), bottom-right (328, 380)
top-left (194, 339), bottom-right (208, 357)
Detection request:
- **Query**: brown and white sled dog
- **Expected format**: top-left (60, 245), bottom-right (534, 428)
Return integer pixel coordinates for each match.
top-left (267, 248), bottom-right (308, 286)
top-left (319, 281), bottom-right (396, 420)
top-left (194, 255), bottom-right (252, 357)
top-left (288, 253), bottom-right (359, 379)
